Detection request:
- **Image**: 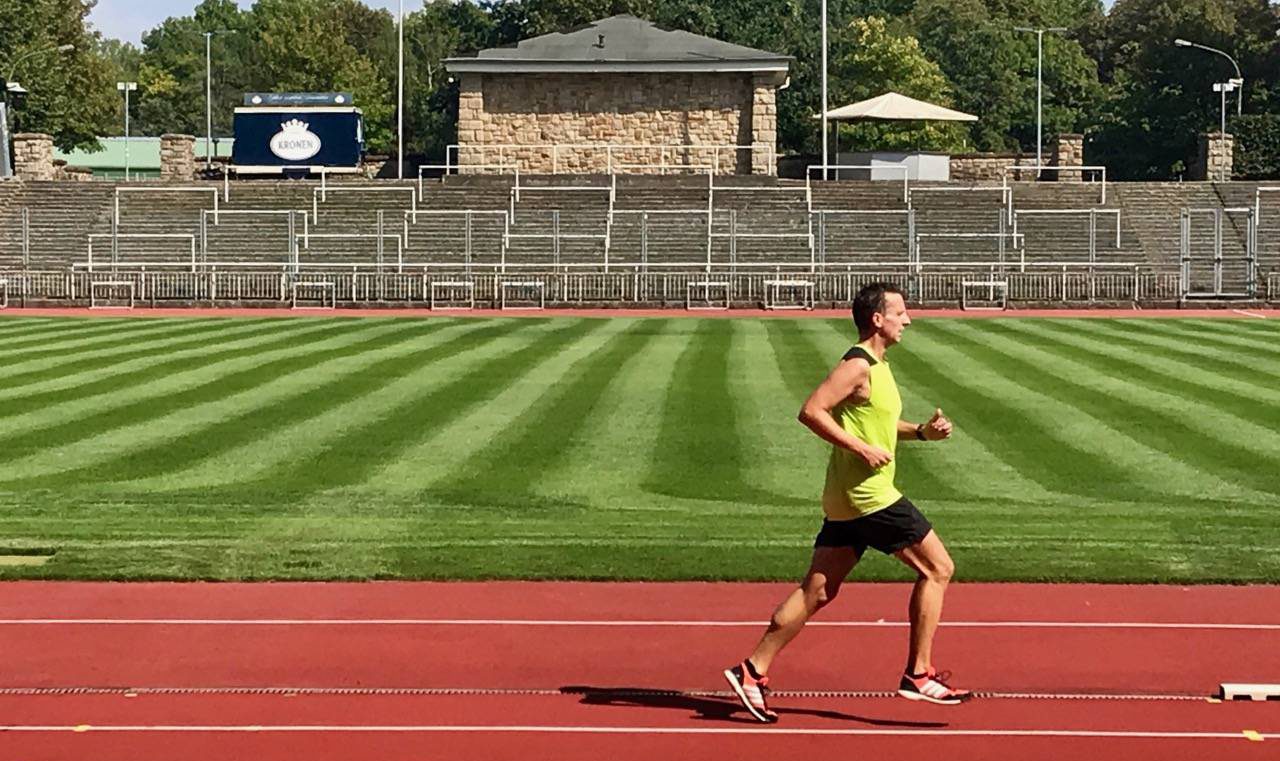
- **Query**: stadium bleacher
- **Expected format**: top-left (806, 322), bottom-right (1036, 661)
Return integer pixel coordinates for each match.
top-left (0, 171), bottom-right (1272, 308)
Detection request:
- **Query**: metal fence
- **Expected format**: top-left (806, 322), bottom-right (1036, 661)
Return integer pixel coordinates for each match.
top-left (0, 264), bottom-right (1205, 309)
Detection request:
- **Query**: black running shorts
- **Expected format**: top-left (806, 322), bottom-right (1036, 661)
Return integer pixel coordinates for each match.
top-left (813, 496), bottom-right (933, 555)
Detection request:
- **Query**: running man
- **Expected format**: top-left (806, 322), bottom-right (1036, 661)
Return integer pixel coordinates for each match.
top-left (724, 282), bottom-right (970, 723)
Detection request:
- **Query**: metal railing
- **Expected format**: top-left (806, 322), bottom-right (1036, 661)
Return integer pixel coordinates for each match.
top-left (1001, 164), bottom-right (1108, 205)
top-left (446, 142), bottom-right (775, 176)
top-left (806, 164), bottom-right (910, 204)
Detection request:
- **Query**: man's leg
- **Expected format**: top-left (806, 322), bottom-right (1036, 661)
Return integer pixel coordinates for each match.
top-left (748, 545), bottom-right (860, 675)
top-left (725, 545), bottom-right (859, 722)
top-left (894, 530), bottom-right (955, 675)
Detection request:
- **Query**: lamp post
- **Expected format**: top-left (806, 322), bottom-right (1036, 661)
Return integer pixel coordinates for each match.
top-left (821, 0), bottom-right (828, 180)
top-left (117, 81), bottom-right (137, 181)
top-left (204, 30), bottom-right (234, 170)
top-left (3, 44), bottom-right (74, 175)
top-left (1014, 26), bottom-right (1067, 175)
top-left (1175, 39), bottom-right (1243, 116)
top-left (6, 43), bottom-right (74, 84)
top-left (1212, 80), bottom-right (1239, 182)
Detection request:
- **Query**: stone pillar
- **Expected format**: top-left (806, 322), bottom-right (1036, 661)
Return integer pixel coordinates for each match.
top-left (750, 74), bottom-right (777, 176)
top-left (456, 74), bottom-right (486, 171)
top-left (160, 134), bottom-right (197, 181)
top-left (1051, 133), bottom-right (1084, 181)
top-left (1193, 132), bottom-right (1233, 182)
top-left (13, 133), bottom-right (55, 180)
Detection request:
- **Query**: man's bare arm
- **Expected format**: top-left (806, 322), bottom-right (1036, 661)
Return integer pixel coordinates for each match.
top-left (897, 408), bottom-right (953, 441)
top-left (797, 359), bottom-right (893, 468)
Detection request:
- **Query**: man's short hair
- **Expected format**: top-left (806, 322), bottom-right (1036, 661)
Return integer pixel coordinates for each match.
top-left (852, 282), bottom-right (905, 334)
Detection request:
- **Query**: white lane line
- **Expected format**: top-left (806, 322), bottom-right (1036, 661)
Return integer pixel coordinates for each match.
top-left (0, 725), bottom-right (1272, 739)
top-left (0, 618), bottom-right (1277, 630)
top-left (0, 686), bottom-right (1212, 701)
top-left (1231, 309), bottom-right (1268, 319)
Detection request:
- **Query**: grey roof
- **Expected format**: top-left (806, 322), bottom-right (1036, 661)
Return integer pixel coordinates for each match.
top-left (445, 15), bottom-right (791, 75)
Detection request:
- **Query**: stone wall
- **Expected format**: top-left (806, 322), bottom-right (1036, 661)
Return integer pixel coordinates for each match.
top-left (949, 152), bottom-right (1036, 182)
top-left (456, 72), bottom-right (776, 175)
top-left (1050, 133), bottom-right (1084, 181)
top-left (1192, 132), bottom-right (1233, 181)
top-left (160, 134), bottom-right (196, 181)
top-left (13, 133), bottom-right (55, 180)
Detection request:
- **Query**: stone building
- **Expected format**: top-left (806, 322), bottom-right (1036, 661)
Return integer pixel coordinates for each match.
top-left (444, 15), bottom-right (790, 175)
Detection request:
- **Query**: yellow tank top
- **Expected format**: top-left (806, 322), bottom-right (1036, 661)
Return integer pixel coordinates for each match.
top-left (821, 343), bottom-right (903, 520)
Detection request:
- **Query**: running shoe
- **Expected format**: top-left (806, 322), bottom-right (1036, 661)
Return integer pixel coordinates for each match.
top-left (897, 667), bottom-right (972, 705)
top-left (723, 661), bottom-right (779, 723)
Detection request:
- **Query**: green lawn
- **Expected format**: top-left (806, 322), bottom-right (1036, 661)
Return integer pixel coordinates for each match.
top-left (0, 314), bottom-right (1276, 583)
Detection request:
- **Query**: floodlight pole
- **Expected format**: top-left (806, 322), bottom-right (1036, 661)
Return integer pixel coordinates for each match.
top-left (204, 31), bottom-right (234, 170)
top-left (821, 0), bottom-right (828, 181)
top-left (117, 81), bottom-right (137, 181)
top-left (398, 0), bottom-right (404, 180)
top-left (1014, 26), bottom-right (1066, 175)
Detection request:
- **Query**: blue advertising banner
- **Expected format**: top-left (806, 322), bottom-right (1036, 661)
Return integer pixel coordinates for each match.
top-left (232, 109), bottom-right (364, 168)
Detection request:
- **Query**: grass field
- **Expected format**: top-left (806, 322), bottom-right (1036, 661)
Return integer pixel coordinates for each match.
top-left (0, 314), bottom-right (1276, 583)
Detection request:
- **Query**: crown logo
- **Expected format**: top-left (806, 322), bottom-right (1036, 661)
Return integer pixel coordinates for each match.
top-left (280, 119), bottom-right (310, 132)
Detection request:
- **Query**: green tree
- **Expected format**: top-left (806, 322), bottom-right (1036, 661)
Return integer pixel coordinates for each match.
top-left (828, 16), bottom-right (967, 151)
top-left (910, 0), bottom-right (1105, 153)
top-left (1094, 0), bottom-right (1280, 178)
top-left (404, 0), bottom-right (493, 159)
top-left (0, 0), bottom-right (116, 150)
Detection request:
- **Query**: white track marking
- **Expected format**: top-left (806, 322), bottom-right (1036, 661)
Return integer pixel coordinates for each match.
top-left (0, 618), bottom-right (1276, 630)
top-left (0, 686), bottom-right (1216, 701)
top-left (0, 725), bottom-right (1271, 739)
top-left (1231, 309), bottom-right (1268, 319)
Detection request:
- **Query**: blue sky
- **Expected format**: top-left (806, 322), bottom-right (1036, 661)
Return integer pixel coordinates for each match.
top-left (90, 0), bottom-right (1118, 45)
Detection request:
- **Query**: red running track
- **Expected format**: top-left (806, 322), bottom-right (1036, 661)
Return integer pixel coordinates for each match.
top-left (0, 306), bottom-right (1276, 320)
top-left (0, 582), bottom-right (1276, 760)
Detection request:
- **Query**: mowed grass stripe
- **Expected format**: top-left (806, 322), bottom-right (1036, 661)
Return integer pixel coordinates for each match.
top-left (369, 318), bottom-right (619, 495)
top-left (528, 320), bottom-right (687, 505)
top-left (0, 319), bottom-right (318, 415)
top-left (0, 319), bottom-right (256, 388)
top-left (1013, 319), bottom-right (1280, 412)
top-left (956, 320), bottom-right (1280, 493)
top-left (1135, 319), bottom-right (1280, 357)
top-left (796, 319), bottom-right (968, 501)
top-left (1059, 319), bottom-right (1280, 400)
top-left (259, 318), bottom-right (607, 501)
top-left (0, 320), bottom-right (285, 402)
top-left (0, 319), bottom-right (392, 462)
top-left (928, 320), bottom-right (1276, 500)
top-left (118, 320), bottom-right (542, 494)
top-left (899, 322), bottom-right (1230, 501)
top-left (95, 317), bottom-right (514, 487)
top-left (0, 318), bottom-right (231, 372)
top-left (0, 318), bottom-right (118, 343)
top-left (0, 319), bottom-right (440, 485)
top-left (422, 320), bottom-right (656, 509)
top-left (0, 317), bottom-right (181, 350)
top-left (642, 320), bottom-right (804, 507)
top-left (719, 320), bottom-right (822, 504)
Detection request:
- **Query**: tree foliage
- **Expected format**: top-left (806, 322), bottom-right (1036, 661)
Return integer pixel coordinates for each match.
top-left (829, 16), bottom-right (967, 152)
top-left (0, 0), bottom-right (117, 150)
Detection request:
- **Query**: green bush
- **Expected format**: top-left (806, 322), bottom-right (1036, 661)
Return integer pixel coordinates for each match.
top-left (1231, 114), bottom-right (1280, 180)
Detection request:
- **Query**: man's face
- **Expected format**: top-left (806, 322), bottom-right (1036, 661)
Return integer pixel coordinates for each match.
top-left (874, 292), bottom-right (911, 345)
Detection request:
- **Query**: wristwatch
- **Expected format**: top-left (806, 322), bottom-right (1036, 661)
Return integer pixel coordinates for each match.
top-left (915, 424), bottom-right (927, 441)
